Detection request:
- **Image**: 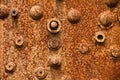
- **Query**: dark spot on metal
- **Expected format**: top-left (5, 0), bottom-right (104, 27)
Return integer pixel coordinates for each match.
top-left (47, 18), bottom-right (61, 34)
top-left (67, 8), bottom-right (80, 24)
top-left (0, 4), bottom-right (9, 19)
top-left (105, 0), bottom-right (119, 8)
top-left (30, 5), bottom-right (43, 20)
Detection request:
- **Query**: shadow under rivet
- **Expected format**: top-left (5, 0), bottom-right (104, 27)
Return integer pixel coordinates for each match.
top-left (0, 4), bottom-right (9, 19)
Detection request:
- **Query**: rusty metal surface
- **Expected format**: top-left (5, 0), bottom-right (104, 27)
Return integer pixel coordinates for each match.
top-left (0, 0), bottom-right (120, 80)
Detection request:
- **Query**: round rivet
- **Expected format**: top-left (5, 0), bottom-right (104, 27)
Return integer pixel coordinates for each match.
top-left (98, 11), bottom-right (115, 29)
top-left (30, 5), bottom-right (43, 20)
top-left (94, 31), bottom-right (106, 43)
top-left (0, 4), bottom-right (9, 19)
top-left (47, 18), bottom-right (61, 34)
top-left (48, 55), bottom-right (61, 68)
top-left (5, 62), bottom-right (16, 73)
top-left (105, 0), bottom-right (119, 7)
top-left (34, 67), bottom-right (47, 79)
top-left (11, 8), bottom-right (19, 18)
top-left (67, 8), bottom-right (80, 24)
top-left (15, 36), bottom-right (24, 47)
top-left (79, 43), bottom-right (89, 54)
top-left (48, 37), bottom-right (61, 50)
top-left (110, 48), bottom-right (120, 58)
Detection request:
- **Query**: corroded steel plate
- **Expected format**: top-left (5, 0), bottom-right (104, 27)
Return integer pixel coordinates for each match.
top-left (0, 0), bottom-right (120, 80)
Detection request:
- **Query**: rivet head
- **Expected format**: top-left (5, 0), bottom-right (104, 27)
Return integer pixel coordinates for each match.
top-left (98, 11), bottom-right (115, 29)
top-left (67, 8), bottom-right (80, 24)
top-left (48, 37), bottom-right (61, 50)
top-left (34, 67), bottom-right (47, 79)
top-left (0, 4), bottom-right (9, 19)
top-left (15, 36), bottom-right (24, 47)
top-left (11, 8), bottom-right (19, 18)
top-left (5, 62), bottom-right (16, 73)
top-left (30, 5), bottom-right (43, 20)
top-left (94, 31), bottom-right (106, 43)
top-left (105, 0), bottom-right (119, 7)
top-left (47, 18), bottom-right (61, 34)
top-left (48, 55), bottom-right (61, 68)
top-left (79, 43), bottom-right (89, 54)
top-left (110, 47), bottom-right (120, 59)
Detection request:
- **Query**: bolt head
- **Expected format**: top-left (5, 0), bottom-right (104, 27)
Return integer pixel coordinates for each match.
top-left (79, 43), bottom-right (89, 54)
top-left (48, 37), bottom-right (61, 50)
top-left (94, 31), bottom-right (106, 43)
top-left (11, 8), bottom-right (19, 18)
top-left (5, 62), bottom-right (16, 73)
top-left (98, 11), bottom-right (116, 29)
top-left (47, 18), bottom-right (61, 34)
top-left (48, 55), bottom-right (61, 68)
top-left (67, 8), bottom-right (80, 24)
top-left (15, 36), bottom-right (24, 47)
top-left (111, 48), bottom-right (120, 58)
top-left (30, 5), bottom-right (43, 20)
top-left (34, 67), bottom-right (47, 79)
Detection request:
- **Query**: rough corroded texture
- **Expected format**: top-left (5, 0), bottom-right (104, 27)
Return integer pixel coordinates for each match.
top-left (0, 0), bottom-right (120, 80)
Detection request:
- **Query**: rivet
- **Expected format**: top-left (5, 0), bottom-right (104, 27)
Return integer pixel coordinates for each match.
top-left (67, 8), bottom-right (80, 24)
top-left (98, 11), bottom-right (115, 29)
top-left (11, 8), bottom-right (19, 19)
top-left (48, 55), bottom-right (61, 68)
top-left (34, 67), bottom-right (47, 79)
top-left (30, 5), bottom-right (43, 20)
top-left (94, 31), bottom-right (106, 43)
top-left (0, 4), bottom-right (9, 19)
top-left (110, 48), bottom-right (120, 59)
top-left (48, 37), bottom-right (61, 50)
top-left (15, 36), bottom-right (24, 47)
top-left (47, 18), bottom-right (61, 34)
top-left (105, 0), bottom-right (119, 7)
top-left (5, 62), bottom-right (16, 73)
top-left (79, 43), bottom-right (89, 54)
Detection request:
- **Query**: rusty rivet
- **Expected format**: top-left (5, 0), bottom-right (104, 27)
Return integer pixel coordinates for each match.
top-left (48, 37), bottom-right (61, 50)
top-left (98, 11), bottom-right (115, 29)
top-left (79, 43), bottom-right (89, 54)
top-left (110, 48), bottom-right (120, 59)
top-left (47, 18), bottom-right (61, 34)
top-left (15, 36), bottom-right (24, 47)
top-left (94, 31), bottom-right (106, 43)
top-left (30, 5), bottom-right (43, 20)
top-left (5, 62), bottom-right (16, 73)
top-left (11, 8), bottom-right (19, 18)
top-left (67, 8), bottom-right (80, 24)
top-left (48, 55), bottom-right (61, 68)
top-left (0, 4), bottom-right (9, 19)
top-left (105, 0), bottom-right (119, 7)
top-left (34, 67), bottom-right (47, 79)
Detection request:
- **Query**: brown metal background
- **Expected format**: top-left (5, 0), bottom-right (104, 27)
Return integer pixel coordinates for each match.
top-left (0, 0), bottom-right (120, 80)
